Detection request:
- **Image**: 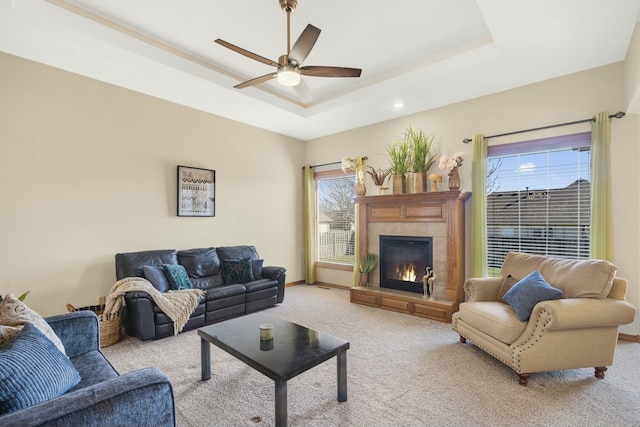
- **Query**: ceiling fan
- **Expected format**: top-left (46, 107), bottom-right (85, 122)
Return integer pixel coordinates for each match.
top-left (214, 0), bottom-right (362, 94)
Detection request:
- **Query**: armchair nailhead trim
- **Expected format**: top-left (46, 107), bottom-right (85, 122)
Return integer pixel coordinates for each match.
top-left (512, 309), bottom-right (552, 371)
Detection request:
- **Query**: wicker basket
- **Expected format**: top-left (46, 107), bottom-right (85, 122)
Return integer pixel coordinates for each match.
top-left (66, 303), bottom-right (123, 348)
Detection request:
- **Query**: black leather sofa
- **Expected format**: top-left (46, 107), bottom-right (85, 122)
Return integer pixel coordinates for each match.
top-left (115, 245), bottom-right (286, 341)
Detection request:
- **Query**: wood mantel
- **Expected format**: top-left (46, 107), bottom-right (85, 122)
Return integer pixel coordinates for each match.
top-left (351, 190), bottom-right (471, 322)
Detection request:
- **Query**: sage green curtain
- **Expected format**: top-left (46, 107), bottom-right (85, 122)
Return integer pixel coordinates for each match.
top-left (590, 112), bottom-right (613, 261)
top-left (303, 165), bottom-right (316, 284)
top-left (353, 202), bottom-right (361, 286)
top-left (471, 134), bottom-right (488, 277)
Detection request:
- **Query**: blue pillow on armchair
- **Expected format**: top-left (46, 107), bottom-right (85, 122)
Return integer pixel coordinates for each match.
top-left (0, 323), bottom-right (80, 414)
top-left (503, 270), bottom-right (563, 321)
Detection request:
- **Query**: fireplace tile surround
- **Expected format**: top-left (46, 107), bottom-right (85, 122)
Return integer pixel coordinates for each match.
top-left (351, 191), bottom-right (471, 322)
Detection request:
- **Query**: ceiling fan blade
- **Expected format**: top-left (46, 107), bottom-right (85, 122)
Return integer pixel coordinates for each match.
top-left (234, 73), bottom-right (277, 89)
top-left (294, 78), bottom-right (313, 104)
top-left (300, 66), bottom-right (362, 78)
top-left (288, 24), bottom-right (321, 65)
top-left (215, 39), bottom-right (279, 67)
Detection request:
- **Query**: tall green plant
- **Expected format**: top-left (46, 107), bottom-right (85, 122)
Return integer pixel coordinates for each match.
top-left (407, 126), bottom-right (437, 173)
top-left (385, 140), bottom-right (410, 175)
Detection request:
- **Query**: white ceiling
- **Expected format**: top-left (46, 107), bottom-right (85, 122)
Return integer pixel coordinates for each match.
top-left (1, 0), bottom-right (640, 140)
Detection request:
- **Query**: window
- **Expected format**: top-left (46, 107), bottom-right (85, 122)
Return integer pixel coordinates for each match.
top-left (315, 169), bottom-right (356, 266)
top-left (486, 132), bottom-right (591, 275)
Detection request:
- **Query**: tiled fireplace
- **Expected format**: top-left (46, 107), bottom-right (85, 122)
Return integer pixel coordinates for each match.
top-left (351, 191), bottom-right (470, 322)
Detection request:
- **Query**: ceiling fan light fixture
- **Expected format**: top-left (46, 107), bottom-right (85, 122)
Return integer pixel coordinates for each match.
top-left (277, 67), bottom-right (301, 86)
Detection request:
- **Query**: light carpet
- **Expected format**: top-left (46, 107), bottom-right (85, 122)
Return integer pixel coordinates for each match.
top-left (102, 285), bottom-right (640, 427)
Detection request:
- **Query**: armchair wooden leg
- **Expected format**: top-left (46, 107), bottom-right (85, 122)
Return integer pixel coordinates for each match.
top-left (517, 373), bottom-right (530, 386)
top-left (594, 366), bottom-right (607, 379)
top-left (459, 335), bottom-right (467, 343)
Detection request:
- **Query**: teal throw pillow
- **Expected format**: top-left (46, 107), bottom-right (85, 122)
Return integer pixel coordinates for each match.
top-left (503, 270), bottom-right (562, 321)
top-left (223, 257), bottom-right (253, 284)
top-left (162, 264), bottom-right (194, 290)
top-left (0, 323), bottom-right (80, 414)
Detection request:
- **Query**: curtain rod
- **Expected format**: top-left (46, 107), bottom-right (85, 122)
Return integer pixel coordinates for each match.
top-left (302, 157), bottom-right (368, 169)
top-left (462, 111), bottom-right (625, 144)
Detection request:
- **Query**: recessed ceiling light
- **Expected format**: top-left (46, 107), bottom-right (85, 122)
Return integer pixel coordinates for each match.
top-left (393, 102), bottom-right (404, 108)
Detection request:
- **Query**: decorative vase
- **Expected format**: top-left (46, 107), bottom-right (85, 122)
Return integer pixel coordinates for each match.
top-left (355, 181), bottom-right (366, 197)
top-left (408, 172), bottom-right (427, 193)
top-left (448, 167), bottom-right (460, 191)
top-left (376, 185), bottom-right (388, 195)
top-left (392, 174), bottom-right (406, 194)
top-left (359, 272), bottom-right (369, 287)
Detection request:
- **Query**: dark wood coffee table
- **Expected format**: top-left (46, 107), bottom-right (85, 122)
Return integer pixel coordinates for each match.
top-left (198, 313), bottom-right (349, 427)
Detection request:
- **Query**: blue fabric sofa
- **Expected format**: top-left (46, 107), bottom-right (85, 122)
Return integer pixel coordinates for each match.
top-left (0, 311), bottom-right (176, 427)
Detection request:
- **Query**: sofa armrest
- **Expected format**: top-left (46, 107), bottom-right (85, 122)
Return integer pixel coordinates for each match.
top-left (123, 291), bottom-right (158, 341)
top-left (0, 368), bottom-right (175, 427)
top-left (46, 311), bottom-right (99, 358)
top-left (463, 277), bottom-right (503, 302)
top-left (262, 266), bottom-right (286, 303)
top-left (532, 298), bottom-right (637, 330)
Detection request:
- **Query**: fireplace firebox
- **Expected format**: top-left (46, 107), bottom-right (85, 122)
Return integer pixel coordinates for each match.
top-left (379, 235), bottom-right (433, 294)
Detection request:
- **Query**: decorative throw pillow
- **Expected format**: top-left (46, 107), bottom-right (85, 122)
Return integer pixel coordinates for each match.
top-left (143, 265), bottom-right (171, 293)
top-left (162, 264), bottom-right (193, 290)
top-left (0, 323), bottom-right (80, 414)
top-left (503, 270), bottom-right (563, 322)
top-left (497, 275), bottom-right (518, 304)
top-left (251, 259), bottom-right (264, 280)
top-left (223, 257), bottom-right (253, 284)
top-left (0, 294), bottom-right (66, 355)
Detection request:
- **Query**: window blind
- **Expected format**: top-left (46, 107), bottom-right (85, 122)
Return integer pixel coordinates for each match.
top-left (486, 132), bottom-right (591, 274)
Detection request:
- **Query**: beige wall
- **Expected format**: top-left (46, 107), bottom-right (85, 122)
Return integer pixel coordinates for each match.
top-left (306, 61), bottom-right (640, 336)
top-left (625, 25), bottom-right (640, 113)
top-left (0, 52), bottom-right (304, 316)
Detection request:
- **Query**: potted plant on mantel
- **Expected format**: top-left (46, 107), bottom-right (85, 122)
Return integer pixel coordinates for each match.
top-left (407, 126), bottom-right (437, 193)
top-left (385, 140), bottom-right (410, 194)
top-left (358, 253), bottom-right (379, 287)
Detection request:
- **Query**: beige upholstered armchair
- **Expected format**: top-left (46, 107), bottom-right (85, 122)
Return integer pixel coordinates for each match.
top-left (452, 252), bottom-right (636, 386)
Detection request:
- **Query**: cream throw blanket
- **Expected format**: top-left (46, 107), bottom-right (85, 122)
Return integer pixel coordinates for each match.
top-left (105, 277), bottom-right (204, 335)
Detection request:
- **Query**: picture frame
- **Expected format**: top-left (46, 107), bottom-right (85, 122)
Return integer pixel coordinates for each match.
top-left (177, 165), bottom-right (216, 217)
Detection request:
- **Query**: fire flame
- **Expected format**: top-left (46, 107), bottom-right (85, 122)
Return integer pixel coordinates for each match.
top-left (395, 263), bottom-right (417, 282)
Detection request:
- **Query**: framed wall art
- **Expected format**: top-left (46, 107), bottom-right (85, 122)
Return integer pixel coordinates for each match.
top-left (177, 165), bottom-right (216, 217)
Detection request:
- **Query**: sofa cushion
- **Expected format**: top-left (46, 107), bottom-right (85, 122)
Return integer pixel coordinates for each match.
top-left (456, 301), bottom-right (526, 345)
top-left (69, 349), bottom-right (119, 391)
top-left (503, 271), bottom-right (563, 321)
top-left (500, 252), bottom-right (617, 299)
top-left (115, 249), bottom-right (177, 280)
top-left (0, 294), bottom-right (66, 355)
top-left (222, 257), bottom-right (253, 284)
top-left (142, 265), bottom-right (171, 293)
top-left (217, 246), bottom-right (259, 263)
top-left (162, 264), bottom-right (194, 290)
top-left (0, 323), bottom-right (81, 414)
top-left (178, 247), bottom-right (221, 278)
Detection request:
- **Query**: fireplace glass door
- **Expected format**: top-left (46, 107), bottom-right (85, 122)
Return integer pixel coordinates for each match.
top-left (379, 235), bottom-right (433, 294)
